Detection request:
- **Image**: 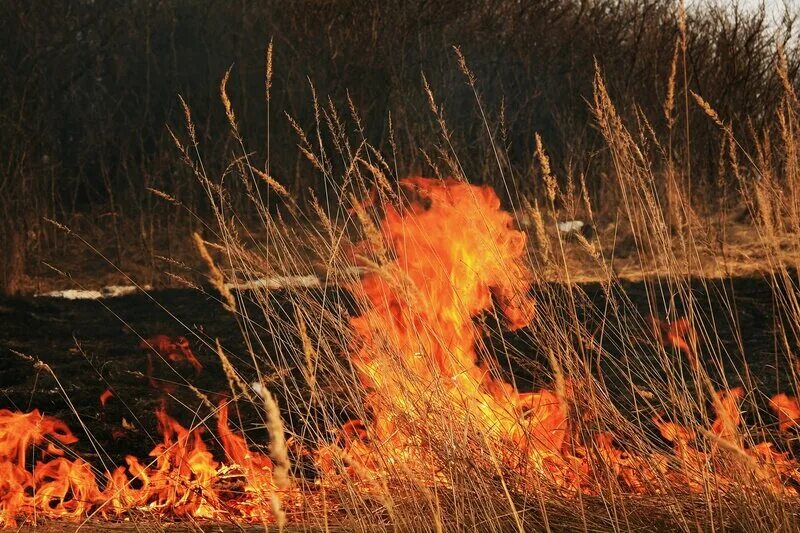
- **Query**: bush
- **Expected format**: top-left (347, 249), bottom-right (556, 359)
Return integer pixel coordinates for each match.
top-left (0, 0), bottom-right (797, 291)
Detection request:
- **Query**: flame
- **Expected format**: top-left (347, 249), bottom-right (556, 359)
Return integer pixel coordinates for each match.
top-left (326, 177), bottom-right (800, 498)
top-left (4, 178), bottom-right (800, 526)
top-left (141, 335), bottom-right (203, 390)
top-left (710, 387), bottom-right (744, 440)
top-left (652, 316), bottom-right (698, 369)
top-left (0, 404), bottom-right (283, 526)
top-left (216, 402), bottom-right (277, 519)
top-left (342, 177), bottom-right (563, 476)
top-left (99, 388), bottom-right (114, 407)
top-left (770, 393), bottom-right (800, 432)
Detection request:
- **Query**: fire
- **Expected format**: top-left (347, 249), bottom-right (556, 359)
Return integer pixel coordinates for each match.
top-left (3, 177), bottom-right (800, 526)
top-left (341, 177), bottom-right (563, 476)
top-left (651, 316), bottom-right (699, 369)
top-left (99, 388), bottom-right (114, 407)
top-left (0, 403), bottom-right (284, 527)
top-left (770, 393), bottom-right (800, 432)
top-left (325, 177), bottom-right (800, 498)
top-left (140, 335), bottom-right (203, 390)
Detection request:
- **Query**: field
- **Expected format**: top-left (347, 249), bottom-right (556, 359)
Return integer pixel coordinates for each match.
top-left (3, 263), bottom-right (800, 530)
top-left (4, 1), bottom-right (800, 532)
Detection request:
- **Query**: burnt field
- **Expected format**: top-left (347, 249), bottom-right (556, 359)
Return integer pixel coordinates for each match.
top-left (1, 273), bottom-right (795, 469)
top-left (4, 1), bottom-right (800, 529)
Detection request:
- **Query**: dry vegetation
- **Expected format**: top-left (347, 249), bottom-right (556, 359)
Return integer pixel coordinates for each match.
top-left (1, 0), bottom-right (799, 293)
top-left (105, 12), bottom-right (800, 530)
top-left (6, 1), bottom-right (800, 532)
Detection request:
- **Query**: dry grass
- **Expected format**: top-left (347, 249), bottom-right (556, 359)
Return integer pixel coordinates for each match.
top-left (123, 36), bottom-right (800, 531)
top-left (9, 5), bottom-right (800, 530)
top-left (4, 0), bottom-right (799, 296)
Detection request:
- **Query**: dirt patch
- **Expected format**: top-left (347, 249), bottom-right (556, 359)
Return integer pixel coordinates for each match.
top-left (16, 212), bottom-right (800, 296)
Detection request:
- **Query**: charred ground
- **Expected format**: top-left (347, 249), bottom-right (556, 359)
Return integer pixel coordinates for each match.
top-left (1, 274), bottom-right (794, 468)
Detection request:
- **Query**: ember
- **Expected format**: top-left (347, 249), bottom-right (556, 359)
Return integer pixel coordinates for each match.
top-left (140, 335), bottom-right (203, 390)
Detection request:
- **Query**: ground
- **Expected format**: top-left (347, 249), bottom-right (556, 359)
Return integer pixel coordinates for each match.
top-left (1, 274), bottom-right (792, 452)
top-left (2, 266), bottom-right (798, 529)
top-left (18, 211), bottom-right (800, 295)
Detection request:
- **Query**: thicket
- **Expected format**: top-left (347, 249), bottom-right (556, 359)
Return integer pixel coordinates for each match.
top-left (0, 0), bottom-right (797, 293)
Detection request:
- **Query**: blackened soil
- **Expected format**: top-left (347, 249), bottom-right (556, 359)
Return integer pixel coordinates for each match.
top-left (1, 274), bottom-right (798, 468)
top-left (1, 288), bottom-right (252, 461)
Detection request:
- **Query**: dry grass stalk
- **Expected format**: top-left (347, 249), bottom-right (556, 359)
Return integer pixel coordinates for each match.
top-left (187, 383), bottom-right (215, 410)
top-left (421, 72), bottom-right (439, 117)
top-left (535, 133), bottom-right (557, 203)
top-left (421, 72), bottom-right (452, 143)
top-left (163, 272), bottom-right (200, 290)
top-left (254, 385), bottom-right (291, 490)
top-left (357, 157), bottom-right (394, 199)
top-left (216, 339), bottom-right (254, 402)
top-left (146, 187), bottom-right (181, 205)
top-left (691, 91), bottom-right (725, 129)
top-left (347, 91), bottom-right (365, 138)
top-left (265, 38), bottom-right (274, 101)
top-left (529, 200), bottom-right (551, 264)
top-left (269, 493), bottom-right (286, 532)
top-left (367, 144), bottom-right (394, 178)
top-left (579, 172), bottom-right (594, 223)
top-left (295, 308), bottom-right (317, 389)
top-left (453, 45), bottom-right (476, 87)
top-left (178, 95), bottom-right (197, 147)
top-left (664, 37), bottom-right (680, 129)
top-left (777, 44), bottom-right (799, 111)
top-left (192, 232), bottom-right (237, 313)
top-left (220, 67), bottom-right (239, 134)
top-left (309, 189), bottom-right (335, 240)
top-left (349, 193), bottom-right (387, 261)
top-left (285, 112), bottom-right (325, 173)
top-left (250, 166), bottom-right (292, 201)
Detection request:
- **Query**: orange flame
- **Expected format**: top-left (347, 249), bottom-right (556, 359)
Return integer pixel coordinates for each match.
top-left (0, 403), bottom-right (283, 526)
top-left (651, 316), bottom-right (699, 369)
top-left (770, 393), bottom-right (800, 432)
top-left (710, 387), bottom-right (744, 440)
top-left (99, 388), bottom-right (114, 407)
top-left (328, 177), bottom-right (800, 498)
top-left (342, 177), bottom-right (564, 475)
top-left (140, 335), bottom-right (203, 390)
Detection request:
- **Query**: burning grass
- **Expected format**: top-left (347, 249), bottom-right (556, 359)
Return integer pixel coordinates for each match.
top-left (5, 39), bottom-right (800, 532)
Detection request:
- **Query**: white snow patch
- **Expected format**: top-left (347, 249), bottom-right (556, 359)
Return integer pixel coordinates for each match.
top-left (225, 275), bottom-right (321, 291)
top-left (557, 220), bottom-right (585, 234)
top-left (101, 285), bottom-right (145, 297)
top-left (38, 289), bottom-right (105, 300)
top-left (37, 285), bottom-right (152, 300)
top-left (35, 270), bottom-right (363, 300)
